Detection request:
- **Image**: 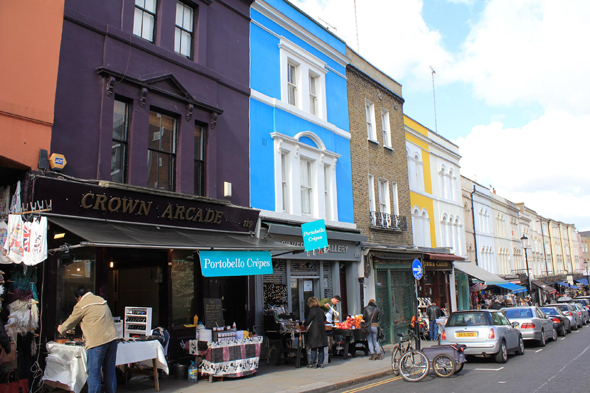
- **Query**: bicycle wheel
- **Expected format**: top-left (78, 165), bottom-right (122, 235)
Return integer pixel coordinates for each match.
top-left (391, 346), bottom-right (402, 376)
top-left (432, 354), bottom-right (455, 378)
top-left (455, 362), bottom-right (464, 374)
top-left (399, 350), bottom-right (429, 382)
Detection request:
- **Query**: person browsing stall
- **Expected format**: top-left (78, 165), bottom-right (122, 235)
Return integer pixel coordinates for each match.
top-left (58, 286), bottom-right (119, 393)
top-left (319, 295), bottom-right (341, 323)
top-left (304, 297), bottom-right (329, 368)
top-left (362, 299), bottom-right (382, 360)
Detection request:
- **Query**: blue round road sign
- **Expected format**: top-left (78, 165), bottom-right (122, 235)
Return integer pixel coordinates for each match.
top-left (412, 259), bottom-right (423, 280)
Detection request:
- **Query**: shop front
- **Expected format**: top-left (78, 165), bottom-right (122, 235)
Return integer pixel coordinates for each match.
top-left (365, 249), bottom-right (422, 345)
top-left (419, 252), bottom-right (464, 313)
top-left (259, 221), bottom-right (365, 323)
top-left (453, 261), bottom-right (518, 310)
top-left (31, 175), bottom-right (299, 362)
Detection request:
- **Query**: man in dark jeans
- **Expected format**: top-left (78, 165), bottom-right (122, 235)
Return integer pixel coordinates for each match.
top-left (426, 301), bottom-right (442, 341)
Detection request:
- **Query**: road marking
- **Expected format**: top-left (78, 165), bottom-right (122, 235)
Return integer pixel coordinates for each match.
top-left (535, 349), bottom-right (543, 353)
top-left (499, 381), bottom-right (507, 383)
top-left (474, 367), bottom-right (504, 371)
top-left (561, 338), bottom-right (566, 340)
top-left (340, 376), bottom-right (402, 393)
top-left (532, 341), bottom-right (590, 393)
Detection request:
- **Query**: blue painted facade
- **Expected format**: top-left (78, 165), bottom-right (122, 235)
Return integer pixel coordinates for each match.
top-left (250, 0), bottom-right (354, 225)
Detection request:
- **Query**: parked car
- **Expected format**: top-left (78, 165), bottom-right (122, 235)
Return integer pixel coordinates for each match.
top-left (440, 310), bottom-right (524, 363)
top-left (571, 303), bottom-right (589, 325)
top-left (557, 296), bottom-right (590, 319)
top-left (573, 299), bottom-right (590, 318)
top-left (546, 303), bottom-right (582, 330)
top-left (540, 306), bottom-right (571, 336)
top-left (501, 307), bottom-right (556, 346)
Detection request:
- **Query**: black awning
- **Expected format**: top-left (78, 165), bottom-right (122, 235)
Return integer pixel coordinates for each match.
top-left (48, 216), bottom-right (303, 253)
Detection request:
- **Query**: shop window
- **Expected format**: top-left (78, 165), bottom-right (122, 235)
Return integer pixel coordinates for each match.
top-left (134, 0), bottom-right (157, 42)
top-left (171, 251), bottom-right (196, 326)
top-left (194, 124), bottom-right (205, 196)
top-left (148, 110), bottom-right (177, 191)
top-left (111, 99), bottom-right (130, 183)
top-left (175, 2), bottom-right (194, 59)
top-left (56, 248), bottom-right (96, 335)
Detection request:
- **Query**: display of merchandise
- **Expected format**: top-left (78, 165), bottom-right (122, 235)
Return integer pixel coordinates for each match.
top-left (124, 307), bottom-right (152, 338)
top-left (263, 283), bottom-right (288, 305)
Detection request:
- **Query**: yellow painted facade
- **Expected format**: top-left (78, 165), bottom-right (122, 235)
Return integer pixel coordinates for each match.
top-left (405, 115), bottom-right (436, 247)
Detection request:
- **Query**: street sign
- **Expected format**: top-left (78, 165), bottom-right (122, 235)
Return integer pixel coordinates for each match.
top-left (301, 219), bottom-right (328, 252)
top-left (412, 259), bottom-right (423, 280)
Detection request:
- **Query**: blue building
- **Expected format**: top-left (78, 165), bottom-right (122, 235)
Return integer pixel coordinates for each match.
top-left (250, 0), bottom-right (365, 321)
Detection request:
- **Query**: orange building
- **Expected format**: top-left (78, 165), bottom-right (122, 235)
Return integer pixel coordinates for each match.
top-left (0, 0), bottom-right (64, 176)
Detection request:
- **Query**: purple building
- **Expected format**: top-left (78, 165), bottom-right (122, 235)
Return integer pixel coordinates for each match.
top-left (32, 0), bottom-right (293, 363)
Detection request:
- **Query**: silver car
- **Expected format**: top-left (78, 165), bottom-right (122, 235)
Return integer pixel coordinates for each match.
top-left (571, 303), bottom-right (589, 325)
top-left (501, 307), bottom-right (556, 346)
top-left (547, 303), bottom-right (581, 330)
top-left (440, 310), bottom-right (524, 363)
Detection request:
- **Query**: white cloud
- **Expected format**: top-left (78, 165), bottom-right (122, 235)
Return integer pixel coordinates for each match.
top-left (455, 110), bottom-right (590, 230)
top-left (452, 0), bottom-right (590, 114)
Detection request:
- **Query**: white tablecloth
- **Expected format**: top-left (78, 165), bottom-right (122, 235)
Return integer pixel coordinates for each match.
top-left (42, 340), bottom-right (168, 393)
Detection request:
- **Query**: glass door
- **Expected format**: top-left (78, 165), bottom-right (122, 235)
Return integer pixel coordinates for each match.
top-left (290, 278), bottom-right (318, 320)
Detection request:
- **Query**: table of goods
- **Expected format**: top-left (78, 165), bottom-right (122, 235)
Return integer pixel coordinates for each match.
top-left (41, 339), bottom-right (168, 392)
top-left (331, 315), bottom-right (368, 358)
top-left (189, 336), bottom-right (263, 381)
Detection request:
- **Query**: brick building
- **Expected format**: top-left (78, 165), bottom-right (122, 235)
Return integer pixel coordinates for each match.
top-left (346, 48), bottom-right (419, 344)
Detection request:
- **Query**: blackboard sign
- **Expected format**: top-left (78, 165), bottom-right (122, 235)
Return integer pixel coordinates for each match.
top-left (204, 298), bottom-right (224, 328)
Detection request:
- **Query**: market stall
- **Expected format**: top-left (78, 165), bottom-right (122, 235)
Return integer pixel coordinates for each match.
top-left (189, 336), bottom-right (263, 381)
top-left (41, 339), bottom-right (168, 393)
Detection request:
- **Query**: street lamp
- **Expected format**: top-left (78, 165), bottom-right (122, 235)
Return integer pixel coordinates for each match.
top-left (521, 235), bottom-right (532, 296)
top-left (585, 262), bottom-right (589, 295)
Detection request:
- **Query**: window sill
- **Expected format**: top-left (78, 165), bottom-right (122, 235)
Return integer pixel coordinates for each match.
top-left (368, 139), bottom-right (379, 145)
top-left (384, 146), bottom-right (394, 152)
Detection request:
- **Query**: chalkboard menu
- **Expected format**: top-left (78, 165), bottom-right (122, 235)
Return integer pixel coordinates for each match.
top-left (204, 298), bottom-right (225, 328)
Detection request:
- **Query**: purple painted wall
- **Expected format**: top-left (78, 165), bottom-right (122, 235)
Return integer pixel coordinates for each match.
top-left (51, 0), bottom-right (253, 206)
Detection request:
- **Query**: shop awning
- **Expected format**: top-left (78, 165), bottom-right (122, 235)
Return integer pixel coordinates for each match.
top-left (453, 262), bottom-right (508, 285)
top-left (571, 285), bottom-right (580, 290)
top-left (265, 221), bottom-right (367, 243)
top-left (575, 278), bottom-right (589, 285)
top-left (495, 283), bottom-right (528, 294)
top-left (48, 216), bottom-right (303, 254)
top-left (557, 282), bottom-right (570, 288)
top-left (425, 252), bottom-right (465, 261)
top-left (531, 280), bottom-right (557, 294)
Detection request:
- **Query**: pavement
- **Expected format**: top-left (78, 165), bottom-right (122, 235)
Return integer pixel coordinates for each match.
top-left (116, 339), bottom-right (441, 393)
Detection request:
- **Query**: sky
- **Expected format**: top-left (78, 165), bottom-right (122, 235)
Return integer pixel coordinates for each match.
top-left (290, 0), bottom-right (590, 232)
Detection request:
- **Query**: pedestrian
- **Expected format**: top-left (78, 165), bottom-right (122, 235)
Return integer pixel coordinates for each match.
top-left (58, 286), bottom-right (119, 393)
top-left (489, 297), bottom-right (502, 310)
top-left (304, 297), bottom-right (328, 368)
top-left (319, 295), bottom-right (341, 323)
top-left (426, 300), bottom-right (442, 341)
top-left (362, 299), bottom-right (382, 360)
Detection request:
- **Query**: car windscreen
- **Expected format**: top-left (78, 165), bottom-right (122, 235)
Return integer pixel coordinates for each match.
top-left (554, 304), bottom-right (569, 312)
top-left (540, 308), bottom-right (559, 316)
top-left (504, 308), bottom-right (533, 318)
top-left (447, 312), bottom-right (489, 327)
top-left (576, 300), bottom-right (589, 306)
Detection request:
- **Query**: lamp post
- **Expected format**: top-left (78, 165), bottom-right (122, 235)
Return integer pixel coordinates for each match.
top-left (585, 262), bottom-right (589, 295)
top-left (521, 235), bottom-right (532, 295)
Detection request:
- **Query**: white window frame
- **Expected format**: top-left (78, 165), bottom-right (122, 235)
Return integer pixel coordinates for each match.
top-left (365, 99), bottom-right (377, 141)
top-left (279, 38), bottom-right (327, 119)
top-left (391, 182), bottom-right (399, 215)
top-left (272, 131), bottom-right (340, 221)
top-left (281, 152), bottom-right (290, 213)
top-left (174, 2), bottom-right (194, 58)
top-left (287, 61), bottom-right (299, 106)
top-left (134, 0), bottom-right (157, 42)
top-left (381, 109), bottom-right (392, 148)
top-left (309, 72), bottom-right (319, 115)
top-left (300, 159), bottom-right (313, 215)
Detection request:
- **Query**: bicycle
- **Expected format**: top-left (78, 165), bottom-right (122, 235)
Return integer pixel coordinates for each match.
top-left (398, 345), bottom-right (429, 382)
top-left (390, 329), bottom-right (419, 376)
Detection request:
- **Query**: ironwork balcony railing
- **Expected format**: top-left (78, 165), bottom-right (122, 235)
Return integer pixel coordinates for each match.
top-left (369, 211), bottom-right (407, 231)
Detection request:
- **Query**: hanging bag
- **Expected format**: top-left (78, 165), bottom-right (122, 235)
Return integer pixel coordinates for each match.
top-left (0, 370), bottom-right (28, 393)
top-left (0, 343), bottom-right (16, 367)
top-left (361, 310), bottom-right (375, 334)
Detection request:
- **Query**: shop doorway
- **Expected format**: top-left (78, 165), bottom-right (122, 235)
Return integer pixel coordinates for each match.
top-left (290, 278), bottom-right (319, 320)
top-left (376, 269), bottom-right (414, 344)
top-left (107, 249), bottom-right (168, 328)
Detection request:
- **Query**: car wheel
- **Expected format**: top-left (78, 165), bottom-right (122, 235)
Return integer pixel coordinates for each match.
top-left (495, 340), bottom-right (508, 363)
top-left (538, 330), bottom-right (546, 347)
top-left (551, 328), bottom-right (557, 341)
top-left (559, 325), bottom-right (566, 337)
top-left (568, 323), bottom-right (572, 333)
top-left (516, 336), bottom-right (525, 355)
top-left (573, 321), bottom-right (579, 331)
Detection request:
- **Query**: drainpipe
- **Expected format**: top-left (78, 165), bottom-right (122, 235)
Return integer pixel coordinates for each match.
top-left (470, 185), bottom-right (479, 266)
top-left (539, 219), bottom-right (550, 277)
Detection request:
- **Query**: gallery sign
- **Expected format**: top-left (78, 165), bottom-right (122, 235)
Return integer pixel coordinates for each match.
top-left (199, 251), bottom-right (273, 277)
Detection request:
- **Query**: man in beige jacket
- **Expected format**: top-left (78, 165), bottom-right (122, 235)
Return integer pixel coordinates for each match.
top-left (58, 286), bottom-right (119, 393)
